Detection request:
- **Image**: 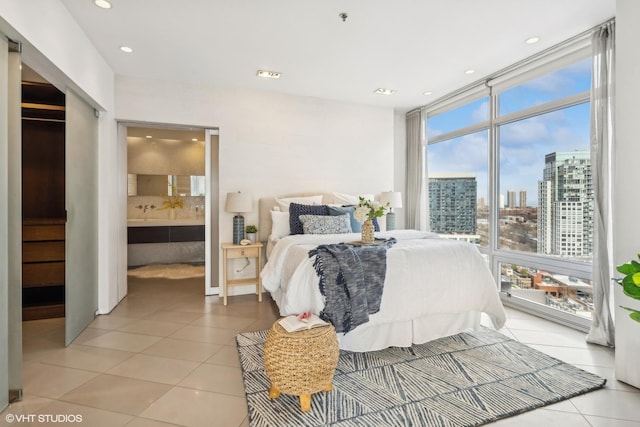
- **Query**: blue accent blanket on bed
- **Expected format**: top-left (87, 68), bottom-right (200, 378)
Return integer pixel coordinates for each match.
top-left (309, 238), bottom-right (396, 333)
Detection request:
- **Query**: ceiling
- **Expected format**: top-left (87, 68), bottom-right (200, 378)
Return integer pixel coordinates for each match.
top-left (60, 0), bottom-right (615, 112)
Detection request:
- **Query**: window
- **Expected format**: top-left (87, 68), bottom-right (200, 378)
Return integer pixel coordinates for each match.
top-left (498, 103), bottom-right (592, 262)
top-left (427, 97), bottom-right (488, 139)
top-left (498, 58), bottom-right (591, 116)
top-left (425, 55), bottom-right (593, 328)
top-left (427, 131), bottom-right (488, 246)
top-left (499, 261), bottom-right (592, 321)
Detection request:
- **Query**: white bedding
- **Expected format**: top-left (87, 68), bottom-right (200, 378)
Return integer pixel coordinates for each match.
top-left (261, 229), bottom-right (506, 351)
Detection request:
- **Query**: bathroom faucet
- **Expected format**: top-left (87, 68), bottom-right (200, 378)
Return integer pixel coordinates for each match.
top-left (135, 204), bottom-right (156, 213)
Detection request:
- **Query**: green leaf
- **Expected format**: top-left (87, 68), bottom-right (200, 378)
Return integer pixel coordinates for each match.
top-left (622, 281), bottom-right (640, 300)
top-left (617, 264), bottom-right (636, 275)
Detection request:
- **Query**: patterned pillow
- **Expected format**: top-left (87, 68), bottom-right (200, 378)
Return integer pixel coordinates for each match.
top-left (289, 203), bottom-right (330, 234)
top-left (299, 214), bottom-right (352, 235)
top-left (328, 205), bottom-right (361, 233)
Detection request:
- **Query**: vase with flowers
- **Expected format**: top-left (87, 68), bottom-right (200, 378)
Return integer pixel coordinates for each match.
top-left (353, 196), bottom-right (389, 244)
top-left (159, 186), bottom-right (184, 219)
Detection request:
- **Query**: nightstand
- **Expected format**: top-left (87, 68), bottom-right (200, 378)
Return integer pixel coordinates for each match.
top-left (221, 242), bottom-right (263, 306)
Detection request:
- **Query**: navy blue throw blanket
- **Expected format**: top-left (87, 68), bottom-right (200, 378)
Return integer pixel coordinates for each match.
top-left (309, 238), bottom-right (396, 333)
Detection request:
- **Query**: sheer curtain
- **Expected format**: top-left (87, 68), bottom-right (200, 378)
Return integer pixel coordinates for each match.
top-left (405, 109), bottom-right (427, 230)
top-left (587, 22), bottom-right (615, 347)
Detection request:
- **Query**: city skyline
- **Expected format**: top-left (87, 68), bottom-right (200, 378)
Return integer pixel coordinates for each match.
top-left (427, 58), bottom-right (591, 208)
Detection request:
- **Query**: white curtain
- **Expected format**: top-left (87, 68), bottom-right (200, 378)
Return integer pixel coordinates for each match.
top-left (586, 22), bottom-right (615, 347)
top-left (405, 110), bottom-right (427, 230)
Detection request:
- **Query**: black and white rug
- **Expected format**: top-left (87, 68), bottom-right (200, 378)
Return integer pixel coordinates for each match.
top-left (236, 327), bottom-right (606, 426)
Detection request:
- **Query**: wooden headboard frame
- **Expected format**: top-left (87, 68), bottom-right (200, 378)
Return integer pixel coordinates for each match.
top-left (258, 192), bottom-right (341, 242)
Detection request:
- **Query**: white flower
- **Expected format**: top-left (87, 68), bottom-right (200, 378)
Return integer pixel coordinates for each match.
top-left (354, 206), bottom-right (369, 223)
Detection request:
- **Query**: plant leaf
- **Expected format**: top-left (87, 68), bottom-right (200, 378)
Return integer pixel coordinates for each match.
top-left (622, 281), bottom-right (640, 300)
top-left (617, 264), bottom-right (636, 275)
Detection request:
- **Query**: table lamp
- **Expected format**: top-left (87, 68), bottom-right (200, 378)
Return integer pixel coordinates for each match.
top-left (225, 191), bottom-right (252, 244)
top-left (379, 191), bottom-right (402, 231)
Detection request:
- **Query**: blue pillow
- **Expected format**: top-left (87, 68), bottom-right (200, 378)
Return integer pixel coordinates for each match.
top-left (289, 203), bottom-right (330, 234)
top-left (328, 205), bottom-right (361, 232)
top-left (332, 205), bottom-right (381, 232)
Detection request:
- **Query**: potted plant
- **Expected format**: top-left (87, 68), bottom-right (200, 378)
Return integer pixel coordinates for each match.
top-left (616, 253), bottom-right (640, 323)
top-left (245, 225), bottom-right (258, 243)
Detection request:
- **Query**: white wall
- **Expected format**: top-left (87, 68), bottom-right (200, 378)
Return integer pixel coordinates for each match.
top-left (0, 0), bottom-right (400, 310)
top-left (0, 0), bottom-right (120, 313)
top-left (115, 76), bottom-right (396, 242)
top-left (614, 0), bottom-right (640, 389)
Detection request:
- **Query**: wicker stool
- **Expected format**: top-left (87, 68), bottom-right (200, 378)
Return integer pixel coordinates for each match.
top-left (264, 320), bottom-right (339, 412)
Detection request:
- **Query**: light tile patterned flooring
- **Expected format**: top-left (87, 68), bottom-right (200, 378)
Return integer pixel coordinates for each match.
top-left (1, 276), bottom-right (639, 427)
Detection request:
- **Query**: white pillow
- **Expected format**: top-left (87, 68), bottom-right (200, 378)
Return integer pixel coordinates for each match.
top-left (332, 192), bottom-right (374, 205)
top-left (275, 195), bottom-right (323, 211)
top-left (270, 210), bottom-right (291, 240)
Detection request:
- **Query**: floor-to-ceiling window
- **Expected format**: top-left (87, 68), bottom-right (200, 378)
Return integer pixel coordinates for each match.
top-left (425, 46), bottom-right (594, 330)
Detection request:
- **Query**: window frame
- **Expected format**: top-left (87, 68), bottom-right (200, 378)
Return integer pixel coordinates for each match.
top-left (425, 50), bottom-right (593, 332)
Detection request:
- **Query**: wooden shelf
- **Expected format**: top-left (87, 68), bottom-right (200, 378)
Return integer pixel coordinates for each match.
top-left (22, 304), bottom-right (65, 321)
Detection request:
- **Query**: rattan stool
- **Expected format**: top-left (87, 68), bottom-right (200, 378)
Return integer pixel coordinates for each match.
top-left (263, 320), bottom-right (339, 412)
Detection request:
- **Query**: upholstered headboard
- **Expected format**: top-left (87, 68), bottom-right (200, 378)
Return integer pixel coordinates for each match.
top-left (258, 192), bottom-right (337, 242)
top-left (258, 191), bottom-right (379, 242)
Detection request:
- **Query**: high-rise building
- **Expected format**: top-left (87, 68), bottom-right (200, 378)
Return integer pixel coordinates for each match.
top-left (537, 151), bottom-right (593, 258)
top-left (519, 190), bottom-right (527, 208)
top-left (428, 173), bottom-right (477, 234)
top-left (507, 190), bottom-right (516, 208)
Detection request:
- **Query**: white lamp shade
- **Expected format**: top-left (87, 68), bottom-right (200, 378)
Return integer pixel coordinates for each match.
top-left (379, 191), bottom-right (402, 208)
top-left (225, 191), bottom-right (252, 213)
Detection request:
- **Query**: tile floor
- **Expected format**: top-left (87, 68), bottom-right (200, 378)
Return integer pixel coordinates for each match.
top-left (1, 276), bottom-right (639, 427)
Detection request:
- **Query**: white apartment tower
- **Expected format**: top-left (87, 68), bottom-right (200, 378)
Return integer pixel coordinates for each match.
top-left (537, 151), bottom-right (593, 258)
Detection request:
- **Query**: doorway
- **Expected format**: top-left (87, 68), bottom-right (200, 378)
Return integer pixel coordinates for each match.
top-left (120, 123), bottom-right (219, 299)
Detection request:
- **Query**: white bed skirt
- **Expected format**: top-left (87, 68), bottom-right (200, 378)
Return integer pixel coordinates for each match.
top-left (336, 311), bottom-right (481, 352)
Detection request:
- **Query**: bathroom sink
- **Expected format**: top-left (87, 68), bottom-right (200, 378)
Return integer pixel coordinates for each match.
top-left (127, 218), bottom-right (205, 227)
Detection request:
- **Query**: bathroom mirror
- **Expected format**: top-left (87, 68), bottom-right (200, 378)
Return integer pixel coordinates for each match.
top-left (128, 174), bottom-right (205, 196)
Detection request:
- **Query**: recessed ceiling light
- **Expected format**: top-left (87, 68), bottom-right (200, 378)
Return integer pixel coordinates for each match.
top-left (145, 135), bottom-right (152, 139)
top-left (120, 46), bottom-right (133, 53)
top-left (374, 88), bottom-right (396, 95)
top-left (192, 138), bottom-right (198, 142)
top-left (464, 69), bottom-right (475, 75)
top-left (257, 70), bottom-right (281, 79)
top-left (525, 36), bottom-right (540, 44)
top-left (423, 91), bottom-right (433, 96)
top-left (94, 0), bottom-right (112, 9)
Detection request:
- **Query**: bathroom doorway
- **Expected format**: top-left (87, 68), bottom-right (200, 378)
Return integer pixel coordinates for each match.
top-left (119, 123), bottom-right (219, 299)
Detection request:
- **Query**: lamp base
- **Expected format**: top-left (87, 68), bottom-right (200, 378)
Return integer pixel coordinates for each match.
top-left (386, 211), bottom-right (396, 231)
top-left (233, 215), bottom-right (245, 245)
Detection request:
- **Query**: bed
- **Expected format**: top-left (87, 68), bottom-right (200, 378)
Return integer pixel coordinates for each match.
top-left (259, 193), bottom-right (506, 352)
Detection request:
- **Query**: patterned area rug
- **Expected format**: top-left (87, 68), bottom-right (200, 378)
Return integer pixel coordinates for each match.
top-left (236, 327), bottom-right (605, 427)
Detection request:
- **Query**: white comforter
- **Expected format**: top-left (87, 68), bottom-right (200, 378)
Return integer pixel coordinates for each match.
top-left (262, 230), bottom-right (506, 334)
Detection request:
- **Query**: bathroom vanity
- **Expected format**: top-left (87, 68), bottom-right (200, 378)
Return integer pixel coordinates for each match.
top-left (127, 219), bottom-right (205, 267)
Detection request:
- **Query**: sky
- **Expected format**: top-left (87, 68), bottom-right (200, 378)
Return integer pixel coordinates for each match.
top-left (426, 58), bottom-right (591, 207)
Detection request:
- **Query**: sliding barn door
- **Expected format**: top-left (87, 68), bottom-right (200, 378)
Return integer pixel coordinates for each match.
top-left (65, 90), bottom-right (98, 345)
